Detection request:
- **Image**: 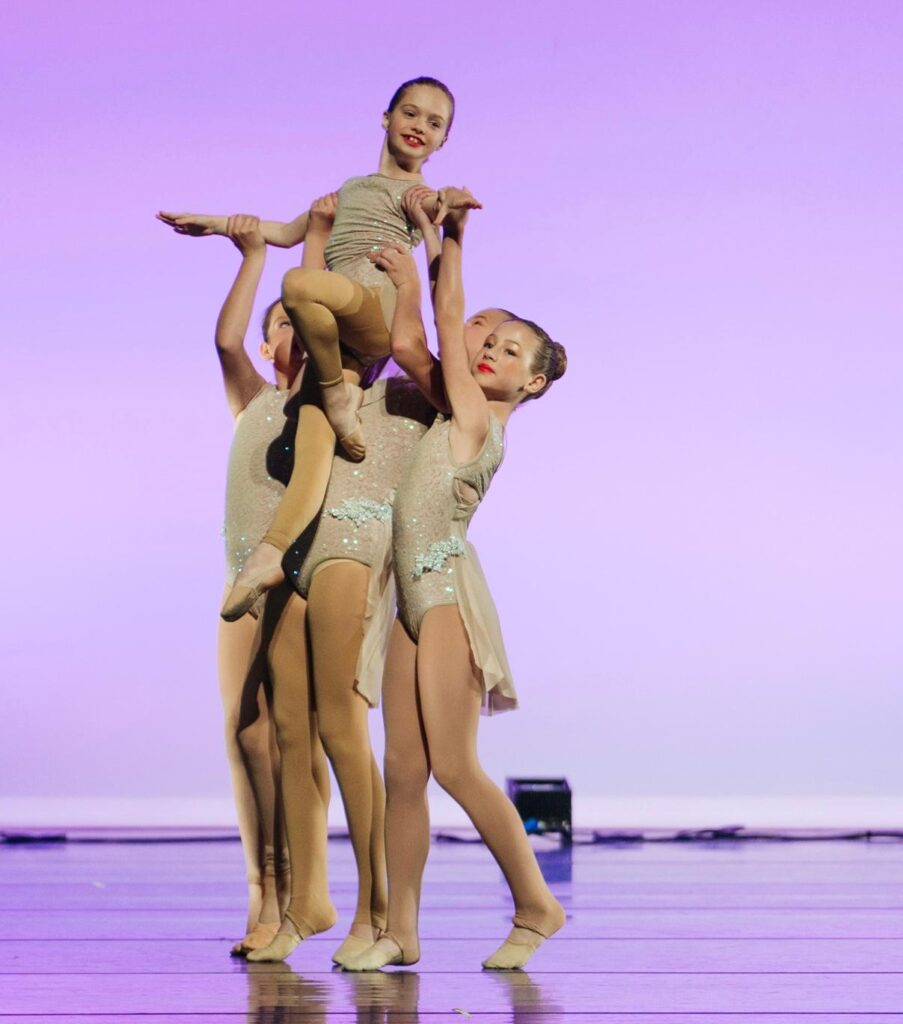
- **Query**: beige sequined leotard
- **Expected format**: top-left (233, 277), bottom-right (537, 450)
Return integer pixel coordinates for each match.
top-left (393, 415), bottom-right (518, 713)
top-left (286, 377), bottom-right (435, 704)
top-left (223, 384), bottom-right (288, 585)
top-left (324, 174), bottom-right (424, 330)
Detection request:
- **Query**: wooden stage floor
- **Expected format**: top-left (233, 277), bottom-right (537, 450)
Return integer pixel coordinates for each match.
top-left (1, 832), bottom-right (902, 1021)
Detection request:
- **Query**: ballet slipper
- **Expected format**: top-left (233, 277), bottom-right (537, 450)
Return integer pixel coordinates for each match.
top-left (331, 933), bottom-right (378, 967)
top-left (482, 903), bottom-right (566, 970)
top-left (341, 933), bottom-right (419, 972)
top-left (321, 378), bottom-right (366, 462)
top-left (229, 921), bottom-right (279, 957)
top-left (481, 926), bottom-right (547, 970)
top-left (245, 930), bottom-right (301, 963)
top-left (247, 904), bottom-right (338, 962)
top-left (331, 919), bottom-right (382, 966)
top-left (220, 543), bottom-right (285, 621)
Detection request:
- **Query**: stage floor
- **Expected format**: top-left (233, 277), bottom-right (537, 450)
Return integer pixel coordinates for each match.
top-left (1, 832), bottom-right (902, 1021)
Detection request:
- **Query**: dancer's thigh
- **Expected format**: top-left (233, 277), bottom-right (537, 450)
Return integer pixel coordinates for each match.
top-left (382, 619), bottom-right (430, 788)
top-left (415, 605), bottom-right (484, 783)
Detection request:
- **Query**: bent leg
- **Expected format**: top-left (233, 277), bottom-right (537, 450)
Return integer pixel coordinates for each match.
top-left (307, 560), bottom-right (388, 964)
top-left (282, 268), bottom-right (358, 385)
top-left (262, 398), bottom-right (337, 552)
top-left (282, 268), bottom-right (384, 459)
top-left (417, 605), bottom-right (565, 968)
top-left (221, 393), bottom-right (339, 621)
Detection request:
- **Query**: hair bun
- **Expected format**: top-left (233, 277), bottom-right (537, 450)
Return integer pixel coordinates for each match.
top-left (549, 340), bottom-right (567, 382)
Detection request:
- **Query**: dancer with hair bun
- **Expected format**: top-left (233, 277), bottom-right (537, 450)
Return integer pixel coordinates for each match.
top-left (345, 191), bottom-right (568, 972)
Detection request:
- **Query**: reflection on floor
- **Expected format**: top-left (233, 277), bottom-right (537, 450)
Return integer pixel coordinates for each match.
top-left (1, 832), bottom-right (903, 1021)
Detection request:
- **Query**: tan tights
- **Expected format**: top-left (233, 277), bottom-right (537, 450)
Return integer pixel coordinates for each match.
top-left (253, 569), bottom-right (387, 961)
top-left (262, 396), bottom-right (337, 553)
top-left (281, 268), bottom-right (390, 385)
top-left (235, 274), bottom-right (384, 611)
top-left (307, 561), bottom-right (388, 937)
top-left (217, 598), bottom-right (284, 949)
top-left (378, 608), bottom-right (563, 962)
top-left (262, 584), bottom-right (335, 938)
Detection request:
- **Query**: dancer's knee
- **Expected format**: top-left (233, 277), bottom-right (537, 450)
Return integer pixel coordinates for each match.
top-left (222, 720), bottom-right (245, 766)
top-left (237, 715), bottom-right (270, 763)
top-left (271, 706), bottom-right (307, 754)
top-left (430, 755), bottom-right (480, 800)
top-left (384, 748), bottom-right (428, 797)
top-left (282, 267), bottom-right (326, 307)
top-left (317, 721), bottom-right (366, 770)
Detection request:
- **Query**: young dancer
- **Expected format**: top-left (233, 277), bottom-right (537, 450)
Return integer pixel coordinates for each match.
top-left (246, 369), bottom-right (437, 967)
top-left (211, 212), bottom-right (310, 955)
top-left (158, 79), bottom-right (481, 620)
top-left (239, 203), bottom-right (439, 967)
top-left (158, 76), bottom-right (470, 459)
top-left (344, 195), bottom-right (568, 972)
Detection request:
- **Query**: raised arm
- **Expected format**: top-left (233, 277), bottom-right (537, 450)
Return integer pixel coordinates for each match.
top-left (157, 209), bottom-right (311, 248)
top-left (403, 185), bottom-right (442, 304)
top-left (369, 242), bottom-right (448, 412)
top-left (215, 215), bottom-right (270, 417)
top-left (434, 196), bottom-right (489, 454)
top-left (301, 192), bottom-right (338, 270)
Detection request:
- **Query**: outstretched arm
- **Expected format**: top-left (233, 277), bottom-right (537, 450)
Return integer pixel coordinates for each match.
top-left (434, 194), bottom-right (490, 459)
top-left (215, 215), bottom-right (270, 417)
top-left (369, 242), bottom-right (448, 412)
top-left (157, 209), bottom-right (311, 248)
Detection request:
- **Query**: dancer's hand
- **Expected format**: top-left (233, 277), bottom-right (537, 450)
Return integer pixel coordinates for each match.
top-left (225, 214), bottom-right (266, 255)
top-left (368, 243), bottom-right (419, 290)
top-left (433, 186), bottom-right (482, 226)
top-left (403, 186), bottom-right (440, 242)
top-left (156, 211), bottom-right (225, 236)
top-left (308, 192), bottom-right (339, 233)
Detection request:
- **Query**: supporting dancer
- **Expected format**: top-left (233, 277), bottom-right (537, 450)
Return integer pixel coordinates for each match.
top-left (344, 194), bottom-right (568, 972)
top-left (247, 369), bottom-right (437, 966)
top-left (238, 189), bottom-right (439, 967)
top-left (211, 212), bottom-right (309, 954)
top-left (158, 78), bottom-right (480, 619)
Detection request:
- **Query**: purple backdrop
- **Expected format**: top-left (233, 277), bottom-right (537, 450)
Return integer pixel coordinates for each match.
top-left (2, 0), bottom-right (901, 825)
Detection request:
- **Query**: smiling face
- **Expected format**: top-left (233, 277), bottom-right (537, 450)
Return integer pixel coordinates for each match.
top-left (471, 320), bottom-right (548, 404)
top-left (383, 84), bottom-right (452, 166)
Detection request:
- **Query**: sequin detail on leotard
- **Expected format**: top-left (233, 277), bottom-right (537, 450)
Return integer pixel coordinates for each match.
top-left (326, 497), bottom-right (392, 528)
top-left (412, 536), bottom-right (466, 578)
top-left (324, 175), bottom-right (423, 286)
top-left (323, 175), bottom-right (425, 330)
top-left (286, 378), bottom-right (435, 704)
top-left (393, 415), bottom-right (517, 713)
top-left (223, 384), bottom-right (287, 585)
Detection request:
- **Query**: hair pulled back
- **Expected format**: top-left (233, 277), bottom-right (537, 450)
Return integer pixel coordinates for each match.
top-left (387, 76), bottom-right (456, 133)
top-left (517, 318), bottom-right (567, 402)
top-left (261, 298), bottom-right (283, 340)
